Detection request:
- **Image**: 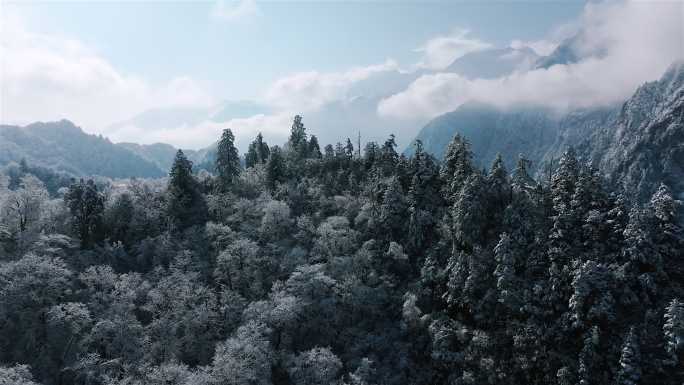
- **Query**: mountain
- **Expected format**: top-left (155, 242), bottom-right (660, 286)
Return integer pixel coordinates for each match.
top-left (408, 62), bottom-right (684, 201)
top-left (117, 142), bottom-right (182, 172)
top-left (534, 31), bottom-right (607, 69)
top-left (0, 120), bottom-right (166, 178)
top-left (444, 47), bottom-right (539, 78)
top-left (584, 61), bottom-right (684, 201)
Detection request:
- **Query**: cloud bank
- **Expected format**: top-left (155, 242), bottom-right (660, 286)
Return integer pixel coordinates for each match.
top-left (415, 29), bottom-right (492, 70)
top-left (379, 1), bottom-right (684, 120)
top-left (0, 12), bottom-right (215, 137)
top-left (2, 0), bottom-right (682, 150)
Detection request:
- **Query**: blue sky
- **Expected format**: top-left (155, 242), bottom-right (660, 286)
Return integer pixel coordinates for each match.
top-left (2, 1), bottom-right (681, 149)
top-left (11, 1), bottom-right (585, 100)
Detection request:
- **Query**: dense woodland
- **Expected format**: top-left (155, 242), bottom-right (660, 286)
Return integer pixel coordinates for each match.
top-left (0, 115), bottom-right (682, 385)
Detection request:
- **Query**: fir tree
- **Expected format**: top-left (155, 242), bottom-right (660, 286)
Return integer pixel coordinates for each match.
top-left (379, 176), bottom-right (407, 242)
top-left (440, 134), bottom-right (473, 202)
top-left (266, 145), bottom-right (286, 190)
top-left (511, 154), bottom-right (535, 191)
top-left (288, 115), bottom-right (308, 159)
top-left (215, 129), bottom-right (241, 189)
top-left (617, 327), bottom-right (641, 385)
top-left (245, 132), bottom-right (270, 168)
top-left (167, 150), bottom-right (208, 230)
top-left (64, 179), bottom-right (105, 249)
top-left (663, 298), bottom-right (683, 364)
top-left (308, 135), bottom-right (322, 159)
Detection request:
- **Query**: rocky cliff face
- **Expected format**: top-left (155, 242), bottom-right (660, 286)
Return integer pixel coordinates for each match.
top-left (586, 61), bottom-right (684, 201)
top-left (408, 62), bottom-right (684, 202)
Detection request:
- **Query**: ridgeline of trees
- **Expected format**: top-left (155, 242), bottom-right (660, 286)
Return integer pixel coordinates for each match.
top-left (0, 116), bottom-right (682, 385)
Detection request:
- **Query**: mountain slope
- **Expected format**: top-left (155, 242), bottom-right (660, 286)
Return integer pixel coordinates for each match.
top-left (445, 47), bottom-right (539, 79)
top-left (587, 61), bottom-right (684, 200)
top-left (0, 120), bottom-right (166, 178)
top-left (407, 62), bottom-right (683, 201)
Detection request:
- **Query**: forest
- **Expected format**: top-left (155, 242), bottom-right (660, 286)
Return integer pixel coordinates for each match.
top-left (0, 115), bottom-right (682, 385)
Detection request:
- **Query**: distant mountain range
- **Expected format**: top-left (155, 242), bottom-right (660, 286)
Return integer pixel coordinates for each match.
top-left (0, 120), bottom-right (217, 179)
top-left (408, 61), bottom-right (684, 201)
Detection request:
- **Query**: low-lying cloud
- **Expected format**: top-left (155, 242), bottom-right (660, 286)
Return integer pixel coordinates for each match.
top-left (0, 12), bottom-right (215, 137)
top-left (415, 29), bottom-right (492, 70)
top-left (379, 1), bottom-right (684, 120)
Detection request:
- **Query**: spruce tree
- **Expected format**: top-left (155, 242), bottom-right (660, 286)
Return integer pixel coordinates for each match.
top-left (167, 150), bottom-right (208, 230)
top-left (245, 132), bottom-right (270, 168)
top-left (617, 327), bottom-right (641, 385)
top-left (440, 134), bottom-right (473, 201)
top-left (266, 145), bottom-right (286, 190)
top-left (64, 179), bottom-right (105, 249)
top-left (379, 176), bottom-right (407, 242)
top-left (308, 135), bottom-right (322, 159)
top-left (215, 129), bottom-right (241, 189)
top-left (663, 298), bottom-right (683, 364)
top-left (288, 115), bottom-right (308, 159)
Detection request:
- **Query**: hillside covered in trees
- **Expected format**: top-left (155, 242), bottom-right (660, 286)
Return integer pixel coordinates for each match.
top-left (0, 112), bottom-right (682, 385)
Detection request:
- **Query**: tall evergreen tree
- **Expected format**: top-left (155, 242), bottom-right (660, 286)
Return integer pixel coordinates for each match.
top-left (440, 134), bottom-right (473, 203)
top-left (345, 138), bottom-right (355, 159)
top-left (379, 176), bottom-right (407, 242)
top-left (167, 150), bottom-right (208, 230)
top-left (65, 179), bottom-right (105, 249)
top-left (288, 115), bottom-right (309, 159)
top-left (511, 154), bottom-right (535, 191)
top-left (215, 129), bottom-right (241, 189)
top-left (617, 327), bottom-right (641, 385)
top-left (266, 146), bottom-right (286, 190)
top-left (379, 134), bottom-right (398, 174)
top-left (308, 135), bottom-right (322, 159)
top-left (245, 132), bottom-right (270, 168)
top-left (663, 298), bottom-right (683, 364)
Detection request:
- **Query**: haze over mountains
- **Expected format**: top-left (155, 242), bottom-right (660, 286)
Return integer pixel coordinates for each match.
top-left (409, 61), bottom-right (684, 202)
top-left (2, 60), bottom-right (683, 205)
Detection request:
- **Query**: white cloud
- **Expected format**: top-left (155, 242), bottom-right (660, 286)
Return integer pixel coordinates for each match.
top-left (109, 113), bottom-right (292, 150)
top-left (0, 12), bottom-right (216, 142)
top-left (379, 0), bottom-right (684, 121)
top-left (263, 59), bottom-right (399, 112)
top-left (210, 0), bottom-right (260, 23)
top-left (510, 39), bottom-right (557, 56)
top-left (415, 29), bottom-right (492, 70)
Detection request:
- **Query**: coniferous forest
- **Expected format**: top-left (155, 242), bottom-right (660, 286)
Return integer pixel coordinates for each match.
top-left (0, 114), bottom-right (682, 385)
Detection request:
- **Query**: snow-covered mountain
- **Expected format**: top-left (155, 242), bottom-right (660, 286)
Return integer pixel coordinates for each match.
top-left (408, 62), bottom-right (684, 201)
top-left (445, 47), bottom-right (539, 78)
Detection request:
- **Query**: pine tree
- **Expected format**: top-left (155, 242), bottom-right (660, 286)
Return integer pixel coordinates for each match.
top-left (288, 115), bottom-right (308, 159)
top-left (379, 176), bottom-right (407, 241)
top-left (578, 326), bottom-right (599, 385)
top-left (622, 206), bottom-right (661, 271)
top-left (345, 138), bottom-right (355, 159)
top-left (649, 184), bottom-right (683, 280)
top-left (215, 129), bottom-right (241, 189)
top-left (451, 173), bottom-right (487, 251)
top-left (486, 153), bottom-right (510, 224)
top-left (65, 179), bottom-right (105, 249)
top-left (167, 150), bottom-right (208, 230)
top-left (548, 147), bottom-right (581, 267)
top-left (440, 134), bottom-right (473, 202)
top-left (308, 135), bottom-right (322, 159)
top-left (246, 132), bottom-right (270, 168)
top-left (617, 327), bottom-right (641, 385)
top-left (511, 154), bottom-right (535, 191)
top-left (324, 144), bottom-right (335, 161)
top-left (266, 145), bottom-right (286, 190)
top-left (379, 134), bottom-right (398, 175)
top-left (663, 298), bottom-right (683, 363)
top-left (493, 233), bottom-right (520, 311)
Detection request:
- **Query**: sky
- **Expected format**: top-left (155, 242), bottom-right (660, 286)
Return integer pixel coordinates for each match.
top-left (1, 0), bottom-right (682, 150)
